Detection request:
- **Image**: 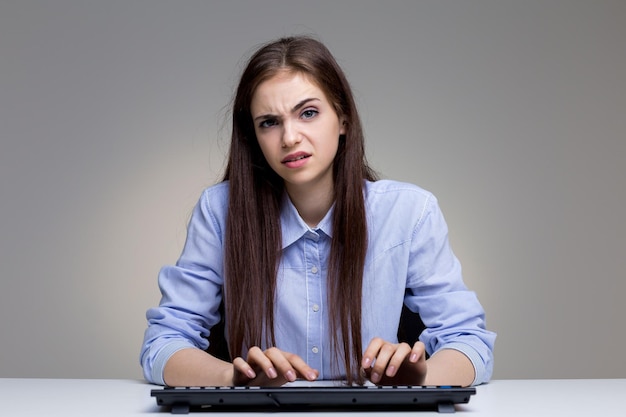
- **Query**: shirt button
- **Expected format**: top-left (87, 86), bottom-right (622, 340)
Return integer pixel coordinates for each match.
top-left (312, 304), bottom-right (320, 312)
top-left (311, 346), bottom-right (319, 354)
top-left (311, 266), bottom-right (318, 274)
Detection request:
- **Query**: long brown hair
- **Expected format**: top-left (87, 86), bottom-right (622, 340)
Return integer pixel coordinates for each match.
top-left (222, 36), bottom-right (377, 383)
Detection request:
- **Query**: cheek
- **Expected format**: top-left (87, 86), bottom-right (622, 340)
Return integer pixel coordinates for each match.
top-left (255, 131), bottom-right (272, 155)
top-left (321, 136), bottom-right (340, 163)
top-left (256, 135), bottom-right (281, 168)
top-left (327, 126), bottom-right (341, 154)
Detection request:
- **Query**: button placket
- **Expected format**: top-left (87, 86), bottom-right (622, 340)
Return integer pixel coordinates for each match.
top-left (304, 232), bottom-right (323, 372)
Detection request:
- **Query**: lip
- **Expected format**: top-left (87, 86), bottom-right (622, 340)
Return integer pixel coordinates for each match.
top-left (281, 151), bottom-right (311, 168)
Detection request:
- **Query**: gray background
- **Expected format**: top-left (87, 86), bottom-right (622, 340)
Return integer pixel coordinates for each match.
top-left (1, 0), bottom-right (624, 380)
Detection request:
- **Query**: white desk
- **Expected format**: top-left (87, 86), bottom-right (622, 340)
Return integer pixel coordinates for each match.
top-left (0, 378), bottom-right (624, 416)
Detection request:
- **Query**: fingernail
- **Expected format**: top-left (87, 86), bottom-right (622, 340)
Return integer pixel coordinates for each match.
top-left (410, 353), bottom-right (418, 362)
top-left (371, 372), bottom-right (380, 383)
top-left (386, 365), bottom-right (396, 376)
top-left (285, 370), bottom-right (296, 381)
top-left (246, 369), bottom-right (256, 378)
top-left (363, 357), bottom-right (371, 368)
top-left (267, 367), bottom-right (278, 379)
top-left (307, 371), bottom-right (317, 380)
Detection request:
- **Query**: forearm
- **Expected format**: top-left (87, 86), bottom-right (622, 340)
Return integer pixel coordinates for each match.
top-left (163, 348), bottom-right (234, 387)
top-left (424, 349), bottom-right (475, 387)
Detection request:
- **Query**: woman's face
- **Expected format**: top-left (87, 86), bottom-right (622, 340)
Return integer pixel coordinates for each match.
top-left (250, 71), bottom-right (346, 196)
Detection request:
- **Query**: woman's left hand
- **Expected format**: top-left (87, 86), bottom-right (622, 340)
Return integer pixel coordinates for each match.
top-left (361, 337), bottom-right (428, 385)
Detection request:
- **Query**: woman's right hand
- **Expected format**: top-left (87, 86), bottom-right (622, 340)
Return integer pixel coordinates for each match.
top-left (232, 346), bottom-right (319, 386)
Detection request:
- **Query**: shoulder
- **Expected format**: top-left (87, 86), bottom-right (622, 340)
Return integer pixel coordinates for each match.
top-left (365, 179), bottom-right (436, 207)
top-left (196, 181), bottom-right (230, 220)
top-left (364, 179), bottom-right (440, 228)
top-left (200, 181), bottom-right (230, 201)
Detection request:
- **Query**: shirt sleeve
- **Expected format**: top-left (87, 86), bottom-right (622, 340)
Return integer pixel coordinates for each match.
top-left (403, 194), bottom-right (496, 385)
top-left (139, 186), bottom-right (227, 385)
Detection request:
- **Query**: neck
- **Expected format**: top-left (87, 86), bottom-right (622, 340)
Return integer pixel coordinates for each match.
top-left (285, 181), bottom-right (334, 228)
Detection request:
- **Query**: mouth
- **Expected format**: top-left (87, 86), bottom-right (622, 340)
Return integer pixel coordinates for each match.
top-left (281, 152), bottom-right (311, 164)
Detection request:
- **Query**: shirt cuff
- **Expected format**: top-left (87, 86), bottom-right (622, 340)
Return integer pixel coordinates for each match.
top-left (151, 340), bottom-right (198, 385)
top-left (435, 341), bottom-right (488, 386)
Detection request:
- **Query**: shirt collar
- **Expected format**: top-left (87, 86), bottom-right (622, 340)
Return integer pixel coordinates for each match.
top-left (280, 193), bottom-right (334, 249)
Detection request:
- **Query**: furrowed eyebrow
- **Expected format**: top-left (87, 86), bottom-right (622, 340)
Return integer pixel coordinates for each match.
top-left (253, 97), bottom-right (320, 122)
top-left (292, 97), bottom-right (320, 112)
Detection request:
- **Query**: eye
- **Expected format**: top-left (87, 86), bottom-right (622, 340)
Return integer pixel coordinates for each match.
top-left (258, 118), bottom-right (278, 128)
top-left (301, 108), bottom-right (318, 120)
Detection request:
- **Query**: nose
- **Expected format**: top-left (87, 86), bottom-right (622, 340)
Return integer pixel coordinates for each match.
top-left (281, 121), bottom-right (301, 148)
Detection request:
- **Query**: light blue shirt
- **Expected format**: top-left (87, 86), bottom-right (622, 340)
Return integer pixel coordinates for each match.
top-left (141, 180), bottom-right (496, 385)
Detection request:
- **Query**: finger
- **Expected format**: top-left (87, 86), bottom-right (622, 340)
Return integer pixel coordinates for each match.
top-left (384, 343), bottom-right (412, 378)
top-left (410, 342), bottom-right (427, 363)
top-left (246, 346), bottom-right (278, 379)
top-left (232, 356), bottom-right (256, 380)
top-left (369, 342), bottom-right (397, 383)
top-left (282, 351), bottom-right (319, 381)
top-left (362, 337), bottom-right (385, 369)
top-left (265, 347), bottom-right (297, 382)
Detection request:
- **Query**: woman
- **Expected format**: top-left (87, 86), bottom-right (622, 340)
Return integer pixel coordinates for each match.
top-left (140, 36), bottom-right (495, 387)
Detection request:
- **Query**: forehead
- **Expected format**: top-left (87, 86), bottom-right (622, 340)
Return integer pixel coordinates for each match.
top-left (251, 71), bottom-right (327, 113)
